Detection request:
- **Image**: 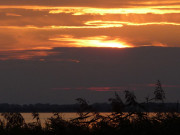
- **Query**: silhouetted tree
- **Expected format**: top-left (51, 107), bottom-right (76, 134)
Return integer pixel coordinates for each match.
top-left (109, 92), bottom-right (124, 113)
top-left (154, 80), bottom-right (165, 102)
top-left (124, 90), bottom-right (146, 113)
top-left (124, 90), bottom-right (137, 106)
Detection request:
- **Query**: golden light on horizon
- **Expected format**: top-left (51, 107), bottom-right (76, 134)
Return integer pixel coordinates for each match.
top-left (50, 36), bottom-right (132, 48)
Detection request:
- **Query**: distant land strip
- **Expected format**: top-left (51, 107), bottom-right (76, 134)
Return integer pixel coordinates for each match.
top-left (0, 103), bottom-right (179, 112)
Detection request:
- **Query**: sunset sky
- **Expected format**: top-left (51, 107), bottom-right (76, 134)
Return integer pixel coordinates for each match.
top-left (0, 0), bottom-right (180, 104)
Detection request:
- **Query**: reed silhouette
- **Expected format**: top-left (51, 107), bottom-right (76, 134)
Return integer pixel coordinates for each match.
top-left (0, 80), bottom-right (179, 135)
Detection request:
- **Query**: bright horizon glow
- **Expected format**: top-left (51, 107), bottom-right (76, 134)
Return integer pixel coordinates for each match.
top-left (50, 36), bottom-right (132, 48)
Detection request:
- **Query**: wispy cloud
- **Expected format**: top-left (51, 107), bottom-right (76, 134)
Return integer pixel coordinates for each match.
top-left (49, 6), bottom-right (180, 15)
top-left (5, 13), bottom-right (22, 17)
top-left (85, 20), bottom-right (180, 26)
top-left (52, 83), bottom-right (180, 92)
top-left (52, 87), bottom-right (125, 92)
top-left (0, 0), bottom-right (179, 7)
top-left (0, 49), bottom-right (56, 60)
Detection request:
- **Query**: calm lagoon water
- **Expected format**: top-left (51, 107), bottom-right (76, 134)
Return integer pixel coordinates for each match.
top-left (0, 112), bottom-right (165, 125)
top-left (0, 113), bottom-right (111, 124)
top-left (22, 113), bottom-right (82, 123)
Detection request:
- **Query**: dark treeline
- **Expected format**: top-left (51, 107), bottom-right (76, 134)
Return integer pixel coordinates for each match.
top-left (0, 103), bottom-right (111, 112)
top-left (0, 102), bottom-right (179, 112)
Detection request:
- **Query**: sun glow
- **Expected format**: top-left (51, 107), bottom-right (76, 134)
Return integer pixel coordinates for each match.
top-left (50, 36), bottom-right (131, 48)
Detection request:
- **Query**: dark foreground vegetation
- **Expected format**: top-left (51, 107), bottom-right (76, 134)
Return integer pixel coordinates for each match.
top-left (0, 80), bottom-right (180, 135)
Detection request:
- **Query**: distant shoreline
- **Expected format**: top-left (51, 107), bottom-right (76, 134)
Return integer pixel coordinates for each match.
top-left (0, 102), bottom-right (179, 112)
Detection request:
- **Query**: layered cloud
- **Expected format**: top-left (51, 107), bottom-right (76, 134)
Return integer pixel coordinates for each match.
top-left (0, 0), bottom-right (180, 7)
top-left (0, 0), bottom-right (180, 60)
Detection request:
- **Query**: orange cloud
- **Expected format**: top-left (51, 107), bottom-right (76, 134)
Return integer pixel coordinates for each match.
top-left (49, 6), bottom-right (180, 15)
top-left (0, 5), bottom-right (179, 15)
top-left (0, 1), bottom-right (179, 52)
top-left (0, 24), bottom-right (123, 29)
top-left (5, 13), bottom-right (22, 16)
top-left (0, 0), bottom-right (179, 8)
top-left (85, 20), bottom-right (180, 27)
top-left (0, 50), bottom-right (56, 60)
